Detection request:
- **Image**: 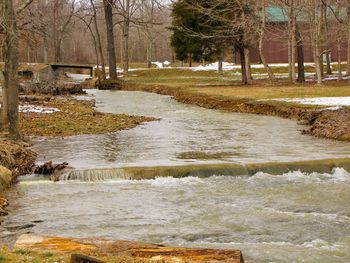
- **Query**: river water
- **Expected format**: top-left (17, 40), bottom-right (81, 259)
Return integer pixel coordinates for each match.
top-left (31, 90), bottom-right (350, 168)
top-left (2, 90), bottom-right (350, 262)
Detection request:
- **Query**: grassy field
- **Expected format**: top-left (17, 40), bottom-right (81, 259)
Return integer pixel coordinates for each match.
top-left (126, 68), bottom-right (350, 102)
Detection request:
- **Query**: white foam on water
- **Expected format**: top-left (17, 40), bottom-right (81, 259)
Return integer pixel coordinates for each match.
top-left (149, 176), bottom-right (205, 187)
top-left (263, 207), bottom-right (350, 223)
top-left (191, 238), bottom-right (347, 251)
top-left (250, 168), bottom-right (350, 183)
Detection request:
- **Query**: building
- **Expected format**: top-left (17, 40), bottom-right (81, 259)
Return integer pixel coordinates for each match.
top-left (246, 7), bottom-right (348, 64)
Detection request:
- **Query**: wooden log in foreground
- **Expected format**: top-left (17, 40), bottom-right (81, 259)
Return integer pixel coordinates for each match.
top-left (15, 234), bottom-right (244, 263)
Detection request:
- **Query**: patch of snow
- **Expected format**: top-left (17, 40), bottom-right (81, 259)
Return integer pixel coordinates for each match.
top-left (19, 105), bottom-right (60, 114)
top-left (189, 62), bottom-right (318, 72)
top-left (152, 61), bottom-right (164, 68)
top-left (323, 106), bottom-right (343, 111)
top-left (272, 97), bottom-right (350, 106)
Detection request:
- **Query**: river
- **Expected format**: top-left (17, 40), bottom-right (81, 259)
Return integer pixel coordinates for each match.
top-left (1, 90), bottom-right (350, 262)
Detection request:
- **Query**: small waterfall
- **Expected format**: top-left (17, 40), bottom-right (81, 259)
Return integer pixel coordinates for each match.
top-left (58, 158), bottom-right (350, 182)
top-left (60, 168), bottom-right (134, 181)
top-left (60, 163), bottom-right (248, 182)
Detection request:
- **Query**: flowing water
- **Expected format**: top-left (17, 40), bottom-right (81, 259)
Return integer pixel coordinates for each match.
top-left (31, 90), bottom-right (350, 168)
top-left (2, 90), bottom-right (350, 262)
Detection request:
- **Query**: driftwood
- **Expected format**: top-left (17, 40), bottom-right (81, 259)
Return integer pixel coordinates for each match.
top-left (16, 234), bottom-right (244, 263)
top-left (33, 161), bottom-right (69, 175)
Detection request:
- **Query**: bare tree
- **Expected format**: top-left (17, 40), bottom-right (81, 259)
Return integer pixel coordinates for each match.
top-left (103, 0), bottom-right (118, 80)
top-left (346, 3), bottom-right (350, 75)
top-left (288, 0), bottom-right (296, 82)
top-left (0, 0), bottom-right (33, 139)
top-left (257, 0), bottom-right (275, 80)
top-left (52, 0), bottom-right (77, 62)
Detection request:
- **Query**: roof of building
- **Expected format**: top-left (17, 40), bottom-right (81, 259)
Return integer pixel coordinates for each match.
top-left (266, 6), bottom-right (347, 23)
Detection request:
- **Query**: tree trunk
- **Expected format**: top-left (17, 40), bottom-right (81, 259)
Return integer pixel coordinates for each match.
top-left (147, 42), bottom-right (152, 68)
top-left (218, 49), bottom-right (223, 74)
top-left (43, 36), bottom-right (48, 63)
top-left (259, 0), bottom-right (275, 80)
top-left (103, 0), bottom-right (118, 80)
top-left (288, 0), bottom-right (296, 83)
top-left (123, 19), bottom-right (130, 74)
top-left (296, 28), bottom-right (305, 82)
top-left (1, 0), bottom-right (20, 139)
top-left (146, 30), bottom-right (154, 68)
top-left (239, 47), bottom-right (248, 85)
top-left (90, 0), bottom-right (106, 80)
top-left (347, 5), bottom-right (350, 75)
top-left (244, 48), bottom-right (252, 80)
top-left (325, 52), bottom-right (332, 75)
top-left (313, 0), bottom-right (323, 85)
top-left (337, 37), bottom-right (343, 81)
top-left (188, 54), bottom-right (192, 67)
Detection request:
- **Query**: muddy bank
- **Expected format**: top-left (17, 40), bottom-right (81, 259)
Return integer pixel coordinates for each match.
top-left (13, 234), bottom-right (243, 263)
top-left (123, 84), bottom-right (350, 141)
top-left (0, 140), bottom-right (37, 178)
top-left (303, 108), bottom-right (350, 141)
top-left (0, 140), bottom-right (36, 217)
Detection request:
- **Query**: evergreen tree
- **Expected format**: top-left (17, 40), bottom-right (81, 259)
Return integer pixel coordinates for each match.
top-left (170, 0), bottom-right (222, 66)
top-left (170, 0), bottom-right (255, 84)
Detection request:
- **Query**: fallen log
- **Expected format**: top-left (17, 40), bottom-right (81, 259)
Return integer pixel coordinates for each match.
top-left (15, 234), bottom-right (244, 263)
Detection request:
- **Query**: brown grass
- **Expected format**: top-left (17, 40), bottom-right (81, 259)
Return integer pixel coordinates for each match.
top-left (20, 97), bottom-right (157, 137)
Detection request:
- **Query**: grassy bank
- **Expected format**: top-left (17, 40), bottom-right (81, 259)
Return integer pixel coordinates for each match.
top-left (19, 97), bottom-right (157, 137)
top-left (126, 68), bottom-right (350, 101)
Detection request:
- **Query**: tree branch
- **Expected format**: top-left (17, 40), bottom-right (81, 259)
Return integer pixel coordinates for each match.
top-left (16, 0), bottom-right (34, 15)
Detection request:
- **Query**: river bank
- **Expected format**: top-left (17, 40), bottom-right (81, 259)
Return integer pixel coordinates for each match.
top-left (0, 87), bottom-right (157, 223)
top-left (122, 82), bottom-right (350, 141)
top-left (1, 234), bottom-right (243, 263)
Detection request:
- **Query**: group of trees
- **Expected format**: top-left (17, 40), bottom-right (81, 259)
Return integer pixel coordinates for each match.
top-left (170, 0), bottom-right (350, 85)
top-left (1, 0), bottom-right (171, 73)
top-left (0, 0), bottom-right (170, 139)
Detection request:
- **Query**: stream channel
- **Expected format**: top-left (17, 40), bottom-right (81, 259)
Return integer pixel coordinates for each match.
top-left (2, 90), bottom-right (350, 262)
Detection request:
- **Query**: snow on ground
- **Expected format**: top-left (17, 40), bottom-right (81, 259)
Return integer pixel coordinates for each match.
top-left (190, 62), bottom-right (317, 71)
top-left (152, 61), bottom-right (165, 68)
top-left (272, 97), bottom-right (350, 107)
top-left (19, 105), bottom-right (60, 114)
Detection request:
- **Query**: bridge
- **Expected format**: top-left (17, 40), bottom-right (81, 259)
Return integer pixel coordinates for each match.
top-left (49, 63), bottom-right (95, 77)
